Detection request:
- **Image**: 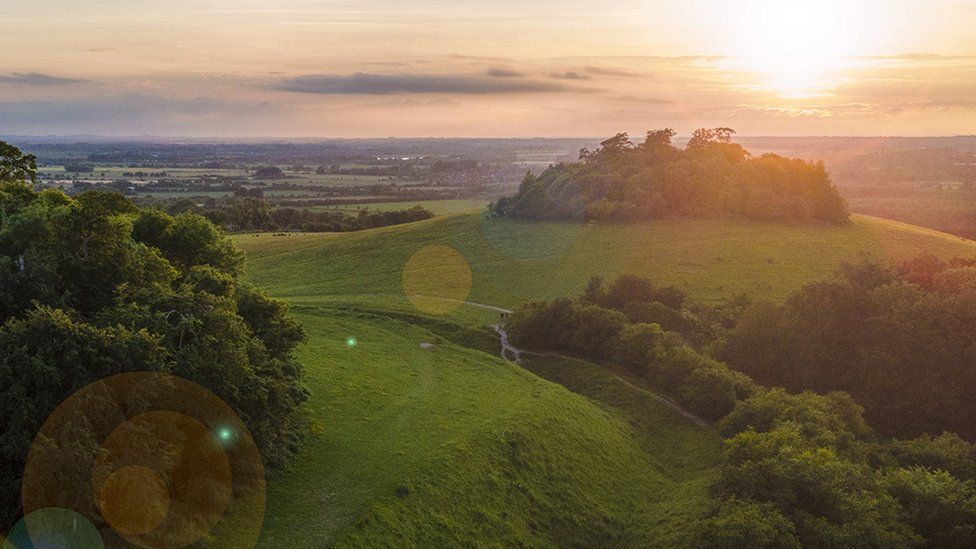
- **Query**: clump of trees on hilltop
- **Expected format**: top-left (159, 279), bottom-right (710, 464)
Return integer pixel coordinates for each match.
top-left (505, 272), bottom-right (976, 547)
top-left (0, 143), bottom-right (308, 526)
top-left (490, 128), bottom-right (850, 224)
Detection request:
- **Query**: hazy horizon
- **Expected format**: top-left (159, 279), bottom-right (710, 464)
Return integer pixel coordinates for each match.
top-left (5, 0), bottom-right (976, 137)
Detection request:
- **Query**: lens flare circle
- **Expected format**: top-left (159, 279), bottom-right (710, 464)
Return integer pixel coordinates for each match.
top-left (22, 372), bottom-right (266, 549)
top-left (96, 465), bottom-right (170, 538)
top-left (3, 507), bottom-right (104, 549)
top-left (402, 245), bottom-right (473, 314)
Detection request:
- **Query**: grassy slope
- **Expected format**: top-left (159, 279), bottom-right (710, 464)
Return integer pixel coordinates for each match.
top-left (257, 308), bottom-right (719, 547)
top-left (236, 213), bottom-right (974, 547)
top-left (235, 212), bottom-right (976, 313)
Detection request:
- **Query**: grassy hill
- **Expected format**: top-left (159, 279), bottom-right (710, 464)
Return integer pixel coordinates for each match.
top-left (254, 308), bottom-right (719, 547)
top-left (235, 213), bottom-right (975, 547)
top-left (236, 212), bottom-right (975, 315)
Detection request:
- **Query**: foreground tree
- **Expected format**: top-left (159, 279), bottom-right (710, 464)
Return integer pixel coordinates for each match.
top-left (0, 142), bottom-right (36, 184)
top-left (0, 151), bottom-right (307, 527)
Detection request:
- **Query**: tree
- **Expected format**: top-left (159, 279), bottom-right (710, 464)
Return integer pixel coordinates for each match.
top-left (0, 142), bottom-right (37, 184)
top-left (252, 165), bottom-right (284, 179)
top-left (0, 181), bottom-right (307, 527)
top-left (883, 467), bottom-right (976, 548)
top-left (721, 257), bottom-right (976, 440)
top-left (641, 128), bottom-right (677, 150)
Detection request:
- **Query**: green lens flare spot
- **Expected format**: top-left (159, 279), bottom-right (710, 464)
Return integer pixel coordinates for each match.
top-left (217, 427), bottom-right (233, 442)
top-left (346, 337), bottom-right (358, 348)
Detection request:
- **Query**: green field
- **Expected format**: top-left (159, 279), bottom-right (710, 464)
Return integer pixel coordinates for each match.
top-left (304, 199), bottom-right (489, 216)
top-left (233, 212), bottom-right (976, 546)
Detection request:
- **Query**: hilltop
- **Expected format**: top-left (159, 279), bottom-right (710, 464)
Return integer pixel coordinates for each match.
top-left (490, 129), bottom-right (849, 225)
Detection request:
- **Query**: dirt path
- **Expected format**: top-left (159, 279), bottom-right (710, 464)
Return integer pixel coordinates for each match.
top-left (415, 297), bottom-right (710, 429)
top-left (494, 324), bottom-right (522, 362)
top-left (409, 295), bottom-right (514, 315)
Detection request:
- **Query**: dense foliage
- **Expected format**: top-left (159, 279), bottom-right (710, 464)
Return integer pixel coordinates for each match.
top-left (721, 256), bottom-right (976, 441)
top-left (505, 275), bottom-right (755, 421)
top-left (0, 143), bottom-right (308, 525)
top-left (505, 272), bottom-right (976, 547)
top-left (701, 389), bottom-right (976, 548)
top-left (490, 128), bottom-right (849, 224)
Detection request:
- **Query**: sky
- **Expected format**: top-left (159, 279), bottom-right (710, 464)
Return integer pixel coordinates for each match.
top-left (2, 0), bottom-right (976, 137)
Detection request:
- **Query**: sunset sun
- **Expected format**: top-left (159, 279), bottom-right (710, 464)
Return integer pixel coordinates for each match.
top-left (719, 0), bottom-right (890, 97)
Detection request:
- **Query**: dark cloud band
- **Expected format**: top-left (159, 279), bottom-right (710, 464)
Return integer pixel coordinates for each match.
top-left (274, 73), bottom-right (570, 95)
top-left (0, 72), bottom-right (86, 86)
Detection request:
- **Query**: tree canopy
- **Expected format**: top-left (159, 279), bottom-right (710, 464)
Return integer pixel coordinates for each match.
top-left (0, 143), bottom-right (308, 526)
top-left (490, 129), bottom-right (849, 225)
top-left (504, 271), bottom-right (976, 547)
top-left (721, 256), bottom-right (976, 440)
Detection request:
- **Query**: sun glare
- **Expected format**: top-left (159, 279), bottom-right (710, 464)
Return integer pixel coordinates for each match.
top-left (720, 0), bottom-right (887, 97)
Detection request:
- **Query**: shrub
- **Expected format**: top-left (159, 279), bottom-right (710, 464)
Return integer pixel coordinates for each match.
top-left (681, 363), bottom-right (756, 421)
top-left (569, 305), bottom-right (627, 359)
top-left (694, 497), bottom-right (801, 549)
top-left (873, 433), bottom-right (976, 481)
top-left (717, 388), bottom-right (871, 449)
top-left (611, 322), bottom-right (667, 373)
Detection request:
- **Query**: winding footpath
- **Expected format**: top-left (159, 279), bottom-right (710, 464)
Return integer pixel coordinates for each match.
top-left (492, 323), bottom-right (710, 429)
top-left (414, 296), bottom-right (711, 428)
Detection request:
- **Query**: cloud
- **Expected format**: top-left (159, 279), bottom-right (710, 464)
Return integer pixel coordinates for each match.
top-left (274, 73), bottom-right (571, 94)
top-left (487, 68), bottom-right (527, 78)
top-left (449, 53), bottom-right (516, 62)
top-left (584, 66), bottom-right (641, 78)
top-left (0, 93), bottom-right (279, 129)
top-left (886, 100), bottom-right (976, 113)
top-left (0, 72), bottom-right (86, 86)
top-left (854, 53), bottom-right (976, 63)
top-left (551, 71), bottom-right (589, 80)
top-left (615, 94), bottom-right (675, 104)
top-left (363, 61), bottom-right (409, 67)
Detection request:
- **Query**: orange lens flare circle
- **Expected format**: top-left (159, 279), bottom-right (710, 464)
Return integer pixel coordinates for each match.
top-left (97, 465), bottom-right (171, 538)
top-left (402, 245), bottom-right (474, 315)
top-left (21, 372), bottom-right (266, 548)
